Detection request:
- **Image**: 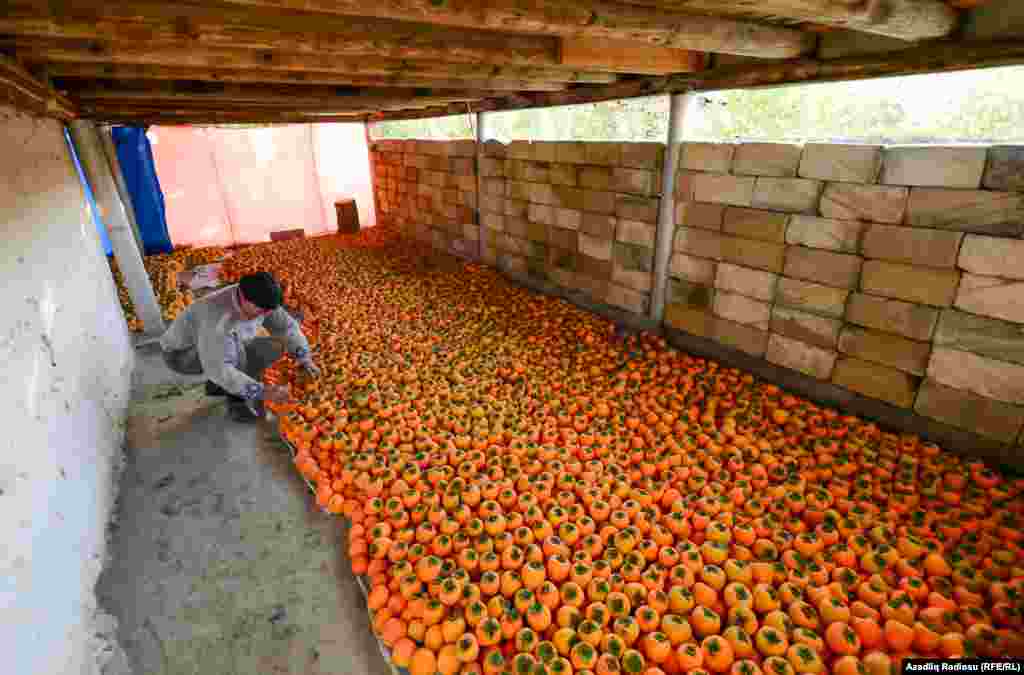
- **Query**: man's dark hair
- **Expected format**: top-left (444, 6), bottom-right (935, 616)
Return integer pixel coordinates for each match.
top-left (238, 272), bottom-right (283, 310)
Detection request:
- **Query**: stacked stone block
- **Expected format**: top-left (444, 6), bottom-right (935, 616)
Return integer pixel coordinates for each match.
top-left (478, 140), bottom-right (664, 316)
top-left (368, 136), bottom-right (1024, 452)
top-left (369, 139), bottom-right (479, 257)
top-left (667, 141), bottom-right (1024, 449)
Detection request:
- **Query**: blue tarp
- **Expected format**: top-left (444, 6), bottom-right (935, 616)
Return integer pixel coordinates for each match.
top-left (112, 126), bottom-right (173, 255)
top-left (64, 127), bottom-right (113, 256)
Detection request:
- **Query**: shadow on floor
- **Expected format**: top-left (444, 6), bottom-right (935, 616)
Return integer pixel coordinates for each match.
top-left (97, 343), bottom-right (390, 675)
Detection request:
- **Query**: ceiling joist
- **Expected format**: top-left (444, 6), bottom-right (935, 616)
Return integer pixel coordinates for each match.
top-left (0, 9), bottom-right (561, 67)
top-left (68, 82), bottom-right (506, 104)
top-left (0, 52), bottom-right (76, 118)
top-left (3, 38), bottom-right (621, 84)
top-left (164, 0), bottom-right (813, 58)
top-left (623, 0), bottom-right (959, 41)
top-left (93, 111), bottom-right (370, 125)
top-left (558, 38), bottom-right (706, 74)
top-left (0, 0), bottom-right (1012, 127)
top-left (366, 37), bottom-right (1024, 122)
top-left (44, 63), bottom-right (570, 91)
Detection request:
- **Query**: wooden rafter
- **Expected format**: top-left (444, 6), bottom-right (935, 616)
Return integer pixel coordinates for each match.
top-left (622, 0), bottom-right (959, 41)
top-left (43, 63), bottom-right (569, 91)
top-left (79, 100), bottom-right (487, 115)
top-left (67, 82), bottom-right (513, 105)
top-left (677, 36), bottom-right (1024, 88)
top-left (4, 39), bottom-right (620, 84)
top-left (366, 38), bottom-right (1024, 122)
top-left (367, 78), bottom-right (670, 122)
top-left (2, 1), bottom-right (1011, 124)
top-left (558, 38), bottom-right (707, 75)
top-left (92, 111), bottom-right (370, 125)
top-left (0, 52), bottom-right (76, 118)
top-left (0, 8), bottom-right (561, 67)
top-left (88, 0), bottom-right (816, 58)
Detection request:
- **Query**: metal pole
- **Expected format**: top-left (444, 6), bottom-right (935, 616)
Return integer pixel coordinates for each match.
top-left (364, 121), bottom-right (381, 229)
top-left (70, 120), bottom-right (165, 336)
top-left (97, 126), bottom-right (145, 257)
top-left (650, 92), bottom-right (696, 323)
top-left (469, 111), bottom-right (490, 261)
top-left (475, 111), bottom-right (486, 228)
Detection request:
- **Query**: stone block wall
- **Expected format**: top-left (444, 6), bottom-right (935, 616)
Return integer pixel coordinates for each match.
top-left (369, 139), bottom-right (480, 259)
top-left (367, 136), bottom-right (1024, 456)
top-left (478, 140), bottom-right (664, 316)
top-left (668, 141), bottom-right (1024, 450)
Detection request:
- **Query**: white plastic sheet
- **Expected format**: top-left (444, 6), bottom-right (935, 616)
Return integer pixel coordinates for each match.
top-left (149, 123), bottom-right (376, 247)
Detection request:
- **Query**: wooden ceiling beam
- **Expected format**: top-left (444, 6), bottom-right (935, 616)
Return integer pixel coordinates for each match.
top-left (0, 52), bottom-right (76, 118)
top-left (91, 111), bottom-right (371, 125)
top-left (73, 86), bottom-right (491, 117)
top-left (622, 0), bottom-right (959, 41)
top-left (0, 7), bottom-right (560, 67)
top-left (43, 63), bottom-right (569, 91)
top-left (79, 37), bottom-right (1024, 125)
top-left (367, 38), bottom-right (1024, 121)
top-left (77, 99), bottom-right (486, 114)
top-left (85, 0), bottom-right (813, 58)
top-left (66, 82), bottom-right (511, 104)
top-left (558, 38), bottom-right (706, 75)
top-left (366, 78), bottom-right (670, 122)
top-left (4, 39), bottom-right (620, 84)
top-left (677, 37), bottom-right (1024, 88)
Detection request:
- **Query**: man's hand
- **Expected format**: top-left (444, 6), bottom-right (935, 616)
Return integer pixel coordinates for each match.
top-left (264, 384), bottom-right (291, 404)
top-left (302, 361), bottom-right (322, 379)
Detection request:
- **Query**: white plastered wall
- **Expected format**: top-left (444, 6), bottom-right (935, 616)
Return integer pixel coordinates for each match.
top-left (0, 106), bottom-right (133, 674)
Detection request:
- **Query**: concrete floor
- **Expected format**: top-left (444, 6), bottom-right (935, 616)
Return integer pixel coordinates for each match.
top-left (96, 343), bottom-right (391, 675)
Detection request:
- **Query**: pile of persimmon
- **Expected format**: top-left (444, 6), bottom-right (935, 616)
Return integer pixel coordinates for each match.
top-left (110, 244), bottom-right (228, 330)
top-left (235, 227), bottom-right (1020, 675)
top-left (108, 256), bottom-right (145, 331)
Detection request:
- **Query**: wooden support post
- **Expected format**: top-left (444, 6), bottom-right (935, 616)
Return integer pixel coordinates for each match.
top-left (68, 120), bottom-right (164, 335)
top-left (650, 92), bottom-right (694, 323)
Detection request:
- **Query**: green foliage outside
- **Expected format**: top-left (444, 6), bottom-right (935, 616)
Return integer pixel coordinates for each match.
top-left (689, 66), bottom-right (1024, 143)
top-left (486, 97), bottom-right (669, 142)
top-left (369, 98), bottom-right (668, 142)
top-left (369, 66), bottom-right (1024, 144)
top-left (371, 114), bottom-right (474, 140)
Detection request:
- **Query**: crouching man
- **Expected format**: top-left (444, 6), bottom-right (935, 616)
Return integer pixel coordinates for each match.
top-left (159, 271), bottom-right (320, 422)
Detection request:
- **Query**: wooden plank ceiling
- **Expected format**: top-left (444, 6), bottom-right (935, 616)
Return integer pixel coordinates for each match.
top-left (0, 0), bottom-right (1014, 125)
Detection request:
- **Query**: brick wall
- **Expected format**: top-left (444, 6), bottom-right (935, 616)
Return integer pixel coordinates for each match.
top-left (369, 139), bottom-right (480, 258)
top-left (368, 136), bottom-right (1023, 455)
top-left (669, 141), bottom-right (1024, 450)
top-left (478, 140), bottom-right (665, 315)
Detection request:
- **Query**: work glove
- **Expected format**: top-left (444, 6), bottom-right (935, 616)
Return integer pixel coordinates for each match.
top-left (264, 384), bottom-right (291, 404)
top-left (301, 361), bottom-right (322, 379)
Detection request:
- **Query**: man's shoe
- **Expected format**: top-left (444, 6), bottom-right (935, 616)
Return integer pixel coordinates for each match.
top-left (206, 380), bottom-right (228, 397)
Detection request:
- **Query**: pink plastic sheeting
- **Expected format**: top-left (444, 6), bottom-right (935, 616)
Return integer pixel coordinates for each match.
top-left (314, 124), bottom-right (376, 235)
top-left (148, 123), bottom-right (376, 247)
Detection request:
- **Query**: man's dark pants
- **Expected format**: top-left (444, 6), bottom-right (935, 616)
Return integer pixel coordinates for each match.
top-left (162, 337), bottom-right (283, 409)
